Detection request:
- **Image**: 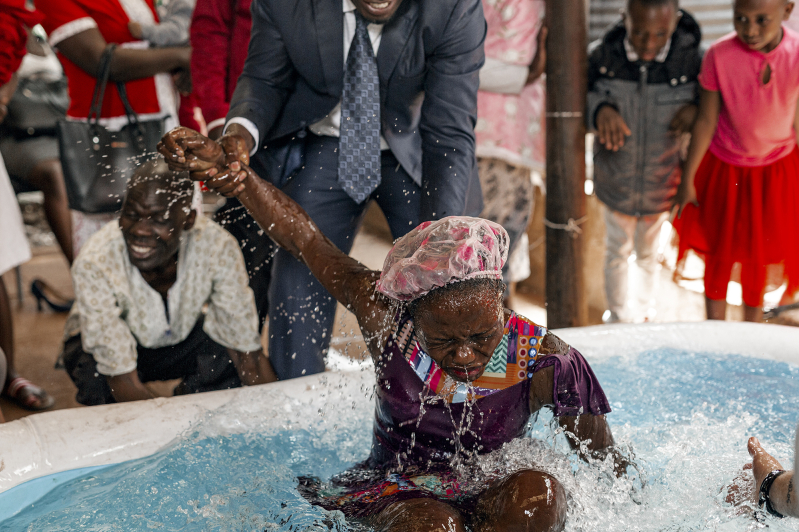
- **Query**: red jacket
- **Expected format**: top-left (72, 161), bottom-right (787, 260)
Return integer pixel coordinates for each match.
top-left (0, 0), bottom-right (43, 84)
top-left (189, 0), bottom-right (252, 128)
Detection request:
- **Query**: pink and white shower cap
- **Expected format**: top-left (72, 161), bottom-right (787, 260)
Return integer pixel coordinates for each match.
top-left (375, 216), bottom-right (509, 301)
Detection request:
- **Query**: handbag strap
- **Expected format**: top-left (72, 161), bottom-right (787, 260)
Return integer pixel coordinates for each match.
top-left (115, 82), bottom-right (149, 150)
top-left (87, 44), bottom-right (117, 125)
top-left (85, 43), bottom-right (150, 150)
top-left (115, 82), bottom-right (143, 130)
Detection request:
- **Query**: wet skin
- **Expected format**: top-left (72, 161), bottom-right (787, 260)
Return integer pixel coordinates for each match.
top-left (158, 128), bottom-right (625, 532)
top-left (725, 437), bottom-right (798, 518)
top-left (119, 180), bottom-right (195, 296)
top-left (412, 287), bottom-right (505, 383)
top-left (370, 471), bottom-right (568, 532)
top-left (623, 0), bottom-right (679, 62)
top-left (733, 0), bottom-right (794, 53)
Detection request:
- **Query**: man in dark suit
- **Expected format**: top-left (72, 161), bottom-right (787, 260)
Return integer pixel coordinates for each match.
top-left (166, 0), bottom-right (486, 380)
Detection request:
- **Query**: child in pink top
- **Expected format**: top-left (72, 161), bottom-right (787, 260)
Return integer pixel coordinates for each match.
top-left (675, 0), bottom-right (799, 322)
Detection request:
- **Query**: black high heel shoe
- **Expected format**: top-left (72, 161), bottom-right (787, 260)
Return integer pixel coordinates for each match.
top-left (31, 279), bottom-right (74, 313)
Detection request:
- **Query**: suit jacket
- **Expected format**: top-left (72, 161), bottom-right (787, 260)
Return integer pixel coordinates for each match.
top-left (227, 0), bottom-right (487, 219)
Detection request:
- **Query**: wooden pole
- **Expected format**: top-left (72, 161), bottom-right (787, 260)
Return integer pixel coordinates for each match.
top-left (544, 0), bottom-right (588, 328)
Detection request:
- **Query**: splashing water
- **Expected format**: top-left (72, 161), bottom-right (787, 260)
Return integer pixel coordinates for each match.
top-left (3, 348), bottom-right (798, 531)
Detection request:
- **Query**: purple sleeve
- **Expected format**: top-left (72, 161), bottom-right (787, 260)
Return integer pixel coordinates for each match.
top-left (533, 347), bottom-right (611, 417)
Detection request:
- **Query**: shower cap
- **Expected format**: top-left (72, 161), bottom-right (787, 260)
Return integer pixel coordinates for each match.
top-left (375, 216), bottom-right (509, 301)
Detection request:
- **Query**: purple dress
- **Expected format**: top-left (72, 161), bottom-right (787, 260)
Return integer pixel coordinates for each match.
top-left (298, 311), bottom-right (610, 517)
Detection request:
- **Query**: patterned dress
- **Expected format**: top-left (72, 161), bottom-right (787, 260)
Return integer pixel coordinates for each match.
top-left (299, 311), bottom-right (610, 518)
top-left (476, 0), bottom-right (547, 283)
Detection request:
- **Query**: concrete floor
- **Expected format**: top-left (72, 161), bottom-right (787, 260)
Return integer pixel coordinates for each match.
top-left (3, 197), bottom-right (794, 423)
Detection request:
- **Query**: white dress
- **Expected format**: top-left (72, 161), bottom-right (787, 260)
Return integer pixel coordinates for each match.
top-left (0, 152), bottom-right (32, 276)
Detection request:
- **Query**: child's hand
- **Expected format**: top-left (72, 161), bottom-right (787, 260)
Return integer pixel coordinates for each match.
top-left (128, 21), bottom-right (143, 40)
top-left (673, 173), bottom-right (698, 216)
top-left (0, 73), bottom-right (19, 124)
top-left (669, 104), bottom-right (698, 137)
top-left (595, 105), bottom-right (631, 151)
top-left (526, 26), bottom-right (548, 85)
top-left (173, 69), bottom-right (192, 95)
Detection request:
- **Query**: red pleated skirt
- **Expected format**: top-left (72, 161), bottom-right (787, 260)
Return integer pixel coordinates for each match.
top-left (673, 146), bottom-right (799, 307)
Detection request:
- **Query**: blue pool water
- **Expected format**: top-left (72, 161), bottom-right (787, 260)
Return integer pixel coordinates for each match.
top-left (2, 348), bottom-right (798, 531)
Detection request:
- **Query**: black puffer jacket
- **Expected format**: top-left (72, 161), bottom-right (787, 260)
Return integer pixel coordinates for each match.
top-left (587, 10), bottom-right (703, 216)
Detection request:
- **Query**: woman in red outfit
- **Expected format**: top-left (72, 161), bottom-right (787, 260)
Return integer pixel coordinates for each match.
top-left (37, 0), bottom-right (191, 254)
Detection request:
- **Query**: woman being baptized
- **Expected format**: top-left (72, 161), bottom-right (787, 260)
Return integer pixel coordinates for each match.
top-left (159, 128), bottom-right (626, 532)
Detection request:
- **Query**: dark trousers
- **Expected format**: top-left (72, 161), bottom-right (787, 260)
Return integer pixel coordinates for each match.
top-left (267, 134), bottom-right (421, 379)
top-left (215, 198), bottom-right (275, 331)
top-left (63, 319), bottom-right (242, 405)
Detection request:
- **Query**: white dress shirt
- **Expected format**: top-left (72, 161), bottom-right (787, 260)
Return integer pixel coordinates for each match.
top-left (227, 0), bottom-right (389, 154)
top-left (623, 36), bottom-right (672, 63)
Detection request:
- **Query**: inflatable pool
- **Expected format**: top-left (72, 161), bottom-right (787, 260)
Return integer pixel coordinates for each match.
top-left (1, 321), bottom-right (797, 530)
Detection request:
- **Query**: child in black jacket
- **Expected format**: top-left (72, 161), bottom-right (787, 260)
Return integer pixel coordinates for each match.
top-left (587, 0), bottom-right (702, 323)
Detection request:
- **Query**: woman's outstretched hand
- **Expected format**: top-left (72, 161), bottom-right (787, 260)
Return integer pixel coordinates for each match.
top-left (158, 127), bottom-right (224, 173)
top-left (526, 25), bottom-right (547, 85)
top-left (157, 127), bottom-right (249, 197)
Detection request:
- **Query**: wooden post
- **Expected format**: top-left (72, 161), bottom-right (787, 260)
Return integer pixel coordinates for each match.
top-left (544, 0), bottom-right (588, 328)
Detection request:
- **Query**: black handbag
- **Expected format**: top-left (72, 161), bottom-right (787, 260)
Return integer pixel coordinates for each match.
top-left (2, 76), bottom-right (69, 139)
top-left (57, 44), bottom-right (165, 213)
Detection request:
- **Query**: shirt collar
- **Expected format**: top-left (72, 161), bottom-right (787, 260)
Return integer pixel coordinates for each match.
top-left (343, 0), bottom-right (356, 13)
top-left (624, 35), bottom-right (672, 63)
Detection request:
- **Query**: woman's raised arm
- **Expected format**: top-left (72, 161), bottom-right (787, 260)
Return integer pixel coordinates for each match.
top-left (158, 128), bottom-right (393, 352)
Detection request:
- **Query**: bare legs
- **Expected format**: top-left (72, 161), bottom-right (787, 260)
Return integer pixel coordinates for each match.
top-left (473, 470), bottom-right (567, 532)
top-left (0, 277), bottom-right (52, 409)
top-left (743, 305), bottom-right (763, 323)
top-left (0, 278), bottom-right (13, 373)
top-left (0, 345), bottom-right (5, 422)
top-left (26, 158), bottom-right (73, 264)
top-left (371, 498), bottom-right (467, 532)
top-left (370, 470), bottom-right (567, 532)
top-left (705, 297), bottom-right (763, 323)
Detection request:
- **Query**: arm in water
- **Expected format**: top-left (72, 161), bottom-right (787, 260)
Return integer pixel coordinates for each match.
top-left (747, 436), bottom-right (798, 518)
top-left (157, 127), bottom-right (394, 357)
top-left (529, 332), bottom-right (624, 474)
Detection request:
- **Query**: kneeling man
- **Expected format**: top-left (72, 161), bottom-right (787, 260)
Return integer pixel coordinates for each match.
top-left (63, 157), bottom-right (277, 405)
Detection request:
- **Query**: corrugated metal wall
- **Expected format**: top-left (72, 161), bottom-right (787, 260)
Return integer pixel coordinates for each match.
top-left (588, 0), bottom-right (734, 47)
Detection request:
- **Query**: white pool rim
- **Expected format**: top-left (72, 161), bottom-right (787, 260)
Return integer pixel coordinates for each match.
top-left (0, 321), bottom-right (797, 499)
